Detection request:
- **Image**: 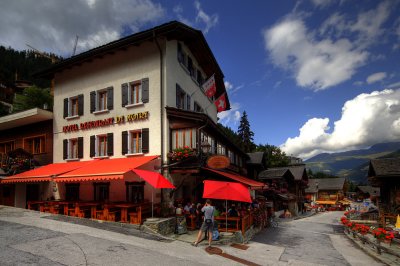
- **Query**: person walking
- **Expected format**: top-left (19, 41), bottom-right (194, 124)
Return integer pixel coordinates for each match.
top-left (192, 199), bottom-right (214, 247)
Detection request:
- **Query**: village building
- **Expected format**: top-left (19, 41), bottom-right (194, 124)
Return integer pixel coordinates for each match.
top-left (305, 178), bottom-right (345, 209)
top-left (0, 108), bottom-right (53, 207)
top-left (0, 22), bottom-right (262, 226)
top-left (258, 165), bottom-right (308, 216)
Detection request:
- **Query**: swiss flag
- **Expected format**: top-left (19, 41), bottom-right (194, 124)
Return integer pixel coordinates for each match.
top-left (202, 74), bottom-right (216, 98)
top-left (214, 93), bottom-right (227, 112)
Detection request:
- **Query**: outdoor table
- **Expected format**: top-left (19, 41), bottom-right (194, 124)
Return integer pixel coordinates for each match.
top-left (215, 216), bottom-right (241, 232)
top-left (75, 202), bottom-right (99, 218)
top-left (112, 203), bottom-right (141, 223)
top-left (27, 201), bottom-right (45, 211)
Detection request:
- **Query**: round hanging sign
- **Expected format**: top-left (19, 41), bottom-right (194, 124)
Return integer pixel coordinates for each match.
top-left (206, 155), bottom-right (230, 169)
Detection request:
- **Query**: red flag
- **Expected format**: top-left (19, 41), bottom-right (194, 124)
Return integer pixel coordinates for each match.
top-left (202, 74), bottom-right (216, 98)
top-left (214, 93), bottom-right (227, 112)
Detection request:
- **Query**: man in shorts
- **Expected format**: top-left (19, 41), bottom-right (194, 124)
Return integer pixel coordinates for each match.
top-left (192, 199), bottom-right (214, 247)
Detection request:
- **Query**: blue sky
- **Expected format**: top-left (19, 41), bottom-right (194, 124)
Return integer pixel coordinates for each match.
top-left (1, 0), bottom-right (400, 159)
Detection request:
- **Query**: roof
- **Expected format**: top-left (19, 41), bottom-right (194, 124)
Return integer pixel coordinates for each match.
top-left (305, 178), bottom-right (345, 193)
top-left (0, 108), bottom-right (52, 131)
top-left (258, 168), bottom-right (289, 179)
top-left (357, 186), bottom-right (380, 196)
top-left (258, 165), bottom-right (307, 181)
top-left (246, 152), bottom-right (265, 165)
top-left (368, 158), bottom-right (400, 178)
top-left (35, 21), bottom-right (230, 110)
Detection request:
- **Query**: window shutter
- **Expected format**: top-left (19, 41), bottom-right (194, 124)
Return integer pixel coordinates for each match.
top-left (90, 91), bottom-right (96, 113)
top-left (78, 94), bottom-right (84, 116)
top-left (63, 98), bottom-right (68, 118)
top-left (107, 133), bottom-right (113, 156)
top-left (186, 95), bottom-right (191, 110)
top-left (121, 83), bottom-right (128, 107)
top-left (63, 139), bottom-right (68, 159)
top-left (176, 84), bottom-right (181, 108)
top-left (122, 131), bottom-right (128, 155)
top-left (107, 87), bottom-right (113, 110)
top-left (78, 137), bottom-right (83, 158)
top-left (141, 78), bottom-right (149, 103)
top-left (90, 135), bottom-right (95, 157)
top-left (142, 128), bottom-right (149, 153)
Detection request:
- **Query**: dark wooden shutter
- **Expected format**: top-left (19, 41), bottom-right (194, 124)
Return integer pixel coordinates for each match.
top-left (90, 91), bottom-right (96, 113)
top-left (90, 135), bottom-right (96, 157)
top-left (142, 128), bottom-right (149, 154)
top-left (63, 98), bottom-right (68, 118)
top-left (107, 87), bottom-right (113, 110)
top-left (186, 95), bottom-right (191, 110)
top-left (142, 78), bottom-right (149, 103)
top-left (121, 83), bottom-right (128, 107)
top-left (78, 137), bottom-right (83, 158)
top-left (176, 84), bottom-right (181, 108)
top-left (122, 131), bottom-right (128, 155)
top-left (107, 133), bottom-right (113, 156)
top-left (78, 94), bottom-right (84, 116)
top-left (63, 139), bottom-right (68, 159)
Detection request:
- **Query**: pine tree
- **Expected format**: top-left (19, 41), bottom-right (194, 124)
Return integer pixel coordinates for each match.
top-left (237, 111), bottom-right (255, 152)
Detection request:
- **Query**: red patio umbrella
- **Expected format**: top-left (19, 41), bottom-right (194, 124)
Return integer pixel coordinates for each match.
top-left (203, 180), bottom-right (252, 232)
top-left (132, 169), bottom-right (175, 218)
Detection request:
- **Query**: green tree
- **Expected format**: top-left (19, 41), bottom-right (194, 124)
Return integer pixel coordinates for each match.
top-left (256, 144), bottom-right (289, 167)
top-left (237, 111), bottom-right (255, 153)
top-left (13, 86), bottom-right (53, 112)
top-left (217, 123), bottom-right (242, 148)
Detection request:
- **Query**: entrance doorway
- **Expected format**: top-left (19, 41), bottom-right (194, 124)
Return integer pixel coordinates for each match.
top-left (26, 184), bottom-right (40, 206)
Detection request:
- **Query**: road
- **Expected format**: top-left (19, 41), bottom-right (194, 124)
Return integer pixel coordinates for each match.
top-left (0, 206), bottom-right (384, 266)
top-left (251, 211), bottom-right (384, 265)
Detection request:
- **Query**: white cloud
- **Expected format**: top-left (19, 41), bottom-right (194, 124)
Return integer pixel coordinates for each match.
top-left (387, 81), bottom-right (400, 89)
top-left (264, 1), bottom-right (394, 91)
top-left (264, 17), bottom-right (368, 91)
top-left (218, 102), bottom-right (241, 126)
top-left (224, 80), bottom-right (243, 95)
top-left (353, 81), bottom-right (364, 86)
top-left (194, 1), bottom-right (219, 34)
top-left (366, 72), bottom-right (387, 84)
top-left (224, 81), bottom-right (233, 91)
top-left (281, 89), bottom-right (400, 159)
top-left (0, 0), bottom-right (164, 56)
top-left (310, 0), bottom-right (335, 9)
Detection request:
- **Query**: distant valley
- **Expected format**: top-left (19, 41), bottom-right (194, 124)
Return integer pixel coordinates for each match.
top-left (305, 142), bottom-right (400, 184)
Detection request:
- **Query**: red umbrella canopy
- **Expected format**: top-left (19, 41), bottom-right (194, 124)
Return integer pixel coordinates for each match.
top-left (132, 169), bottom-right (175, 189)
top-left (203, 180), bottom-right (252, 203)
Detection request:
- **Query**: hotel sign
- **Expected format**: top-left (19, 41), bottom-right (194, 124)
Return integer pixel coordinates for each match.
top-left (63, 111), bottom-right (149, 133)
top-left (206, 155), bottom-right (230, 169)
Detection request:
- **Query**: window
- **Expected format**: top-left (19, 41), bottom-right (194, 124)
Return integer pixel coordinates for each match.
top-left (177, 42), bottom-right (184, 64)
top-left (63, 138), bottom-right (83, 160)
top-left (201, 132), bottom-right (216, 154)
top-left (176, 84), bottom-right (191, 110)
top-left (196, 69), bottom-right (204, 85)
top-left (217, 143), bottom-right (226, 155)
top-left (94, 183), bottom-right (109, 201)
top-left (65, 183), bottom-right (80, 201)
top-left (122, 129), bottom-right (149, 155)
top-left (90, 87), bottom-right (113, 113)
top-left (228, 150), bottom-right (235, 164)
top-left (126, 182), bottom-right (145, 203)
top-left (24, 135), bottom-right (45, 154)
top-left (0, 141), bottom-right (14, 155)
top-left (64, 94), bottom-right (83, 118)
top-left (90, 133), bottom-right (113, 157)
top-left (172, 128), bottom-right (197, 149)
top-left (121, 78), bottom-right (149, 107)
top-left (194, 102), bottom-right (203, 113)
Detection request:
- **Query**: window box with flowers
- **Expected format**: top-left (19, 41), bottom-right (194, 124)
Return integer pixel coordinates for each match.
top-left (168, 146), bottom-right (196, 161)
top-left (372, 227), bottom-right (395, 245)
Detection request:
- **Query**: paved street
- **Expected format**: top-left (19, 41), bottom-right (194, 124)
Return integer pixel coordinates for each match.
top-left (0, 206), bottom-right (384, 266)
top-left (252, 211), bottom-right (384, 265)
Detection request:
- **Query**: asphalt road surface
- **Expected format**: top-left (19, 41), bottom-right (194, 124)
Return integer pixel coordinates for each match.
top-left (0, 206), bottom-right (384, 266)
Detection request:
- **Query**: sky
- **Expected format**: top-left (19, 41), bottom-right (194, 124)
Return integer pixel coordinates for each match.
top-left (1, 0), bottom-right (400, 160)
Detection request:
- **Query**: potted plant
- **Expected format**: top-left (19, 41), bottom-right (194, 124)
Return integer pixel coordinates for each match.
top-left (168, 146), bottom-right (195, 161)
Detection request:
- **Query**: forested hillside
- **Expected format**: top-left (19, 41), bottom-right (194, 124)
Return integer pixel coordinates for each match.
top-left (0, 46), bottom-right (60, 88)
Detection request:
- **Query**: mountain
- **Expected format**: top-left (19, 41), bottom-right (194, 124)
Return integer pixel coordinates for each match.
top-left (305, 142), bottom-right (400, 184)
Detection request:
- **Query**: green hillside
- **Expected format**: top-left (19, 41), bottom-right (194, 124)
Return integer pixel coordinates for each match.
top-left (305, 142), bottom-right (400, 184)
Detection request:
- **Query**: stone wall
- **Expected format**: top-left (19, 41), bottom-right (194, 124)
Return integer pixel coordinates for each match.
top-left (143, 217), bottom-right (176, 236)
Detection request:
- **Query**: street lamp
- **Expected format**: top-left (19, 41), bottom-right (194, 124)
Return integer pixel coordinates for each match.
top-left (201, 140), bottom-right (211, 154)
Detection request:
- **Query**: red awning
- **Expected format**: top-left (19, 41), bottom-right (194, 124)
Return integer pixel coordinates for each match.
top-left (55, 156), bottom-right (159, 182)
top-left (1, 160), bottom-right (96, 184)
top-left (132, 169), bottom-right (175, 189)
top-left (202, 167), bottom-right (266, 189)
